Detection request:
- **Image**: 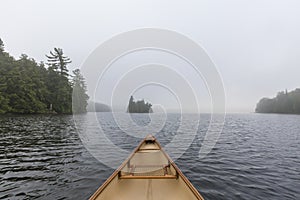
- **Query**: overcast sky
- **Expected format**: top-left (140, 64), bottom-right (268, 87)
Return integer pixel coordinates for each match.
top-left (1, 0), bottom-right (300, 113)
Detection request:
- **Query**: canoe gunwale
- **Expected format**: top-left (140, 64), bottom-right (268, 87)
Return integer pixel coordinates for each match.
top-left (154, 139), bottom-right (204, 200)
top-left (89, 138), bottom-right (145, 200)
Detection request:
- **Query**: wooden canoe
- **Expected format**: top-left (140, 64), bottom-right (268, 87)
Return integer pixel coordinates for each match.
top-left (89, 135), bottom-right (204, 200)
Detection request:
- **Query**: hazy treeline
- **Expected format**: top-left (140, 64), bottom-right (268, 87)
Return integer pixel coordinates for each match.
top-left (256, 89), bottom-right (300, 114)
top-left (86, 101), bottom-right (111, 112)
top-left (127, 96), bottom-right (153, 113)
top-left (0, 38), bottom-right (88, 114)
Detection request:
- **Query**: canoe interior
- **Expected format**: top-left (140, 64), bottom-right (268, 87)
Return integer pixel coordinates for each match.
top-left (90, 135), bottom-right (204, 200)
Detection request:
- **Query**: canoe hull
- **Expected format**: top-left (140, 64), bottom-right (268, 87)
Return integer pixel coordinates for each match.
top-left (90, 135), bottom-right (204, 200)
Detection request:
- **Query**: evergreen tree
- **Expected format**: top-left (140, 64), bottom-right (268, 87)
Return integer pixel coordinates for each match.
top-left (0, 38), bottom-right (4, 53)
top-left (0, 39), bottom-right (13, 113)
top-left (46, 48), bottom-right (71, 77)
top-left (45, 48), bottom-right (72, 113)
top-left (127, 96), bottom-right (135, 112)
top-left (72, 69), bottom-right (89, 113)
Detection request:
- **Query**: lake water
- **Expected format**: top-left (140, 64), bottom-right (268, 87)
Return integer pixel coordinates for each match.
top-left (0, 113), bottom-right (299, 199)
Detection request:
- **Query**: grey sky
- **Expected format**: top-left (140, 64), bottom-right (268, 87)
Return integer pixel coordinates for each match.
top-left (1, 0), bottom-right (300, 113)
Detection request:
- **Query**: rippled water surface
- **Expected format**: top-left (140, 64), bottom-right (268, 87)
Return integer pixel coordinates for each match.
top-left (0, 113), bottom-right (299, 199)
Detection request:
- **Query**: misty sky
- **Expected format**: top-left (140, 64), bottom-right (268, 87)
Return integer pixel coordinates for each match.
top-left (1, 0), bottom-right (300, 113)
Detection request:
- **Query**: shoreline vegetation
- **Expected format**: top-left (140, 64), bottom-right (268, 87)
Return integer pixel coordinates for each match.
top-left (256, 89), bottom-right (300, 114)
top-left (87, 101), bottom-right (111, 112)
top-left (0, 38), bottom-right (89, 114)
top-left (127, 96), bottom-right (153, 113)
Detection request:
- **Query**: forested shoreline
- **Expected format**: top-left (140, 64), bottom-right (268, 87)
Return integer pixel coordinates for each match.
top-left (0, 38), bottom-right (89, 114)
top-left (255, 89), bottom-right (300, 114)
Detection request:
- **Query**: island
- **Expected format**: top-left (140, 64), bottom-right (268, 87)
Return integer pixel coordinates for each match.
top-left (255, 88), bottom-right (300, 114)
top-left (127, 96), bottom-right (153, 113)
top-left (87, 101), bottom-right (111, 112)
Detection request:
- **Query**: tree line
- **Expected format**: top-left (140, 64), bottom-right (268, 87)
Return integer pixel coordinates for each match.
top-left (127, 96), bottom-right (153, 113)
top-left (255, 89), bottom-right (300, 114)
top-left (0, 38), bottom-right (89, 114)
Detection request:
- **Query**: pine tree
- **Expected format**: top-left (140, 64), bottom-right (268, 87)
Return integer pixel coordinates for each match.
top-left (0, 39), bottom-right (12, 113)
top-left (46, 48), bottom-right (71, 77)
top-left (45, 48), bottom-right (72, 113)
top-left (0, 38), bottom-right (4, 53)
top-left (72, 69), bottom-right (89, 113)
top-left (127, 96), bottom-right (135, 112)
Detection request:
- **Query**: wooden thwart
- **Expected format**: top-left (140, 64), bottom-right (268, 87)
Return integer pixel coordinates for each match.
top-left (118, 164), bottom-right (178, 179)
top-left (119, 174), bottom-right (178, 179)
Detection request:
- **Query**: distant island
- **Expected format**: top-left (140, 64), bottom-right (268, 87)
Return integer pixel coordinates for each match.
top-left (255, 88), bottom-right (300, 114)
top-left (87, 101), bottom-right (111, 112)
top-left (127, 96), bottom-right (153, 113)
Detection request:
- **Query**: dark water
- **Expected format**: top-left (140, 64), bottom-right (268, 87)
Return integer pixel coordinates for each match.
top-left (0, 113), bottom-right (299, 199)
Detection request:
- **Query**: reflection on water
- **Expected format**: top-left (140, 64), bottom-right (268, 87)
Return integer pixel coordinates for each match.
top-left (0, 113), bottom-right (299, 199)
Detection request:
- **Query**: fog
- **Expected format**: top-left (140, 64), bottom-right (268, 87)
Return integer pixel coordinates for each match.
top-left (1, 0), bottom-right (300, 113)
